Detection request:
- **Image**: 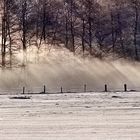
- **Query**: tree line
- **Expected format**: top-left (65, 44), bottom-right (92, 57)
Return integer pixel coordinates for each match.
top-left (0, 0), bottom-right (140, 68)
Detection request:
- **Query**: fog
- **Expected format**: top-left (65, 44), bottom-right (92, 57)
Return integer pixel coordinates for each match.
top-left (0, 47), bottom-right (140, 93)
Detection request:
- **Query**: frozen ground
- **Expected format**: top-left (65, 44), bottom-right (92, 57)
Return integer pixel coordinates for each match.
top-left (0, 92), bottom-right (140, 140)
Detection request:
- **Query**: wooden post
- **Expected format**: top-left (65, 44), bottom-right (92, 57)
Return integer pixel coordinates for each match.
top-left (23, 87), bottom-right (25, 94)
top-left (61, 87), bottom-right (63, 93)
top-left (84, 84), bottom-right (87, 92)
top-left (124, 84), bottom-right (127, 92)
top-left (105, 84), bottom-right (108, 92)
top-left (43, 85), bottom-right (46, 93)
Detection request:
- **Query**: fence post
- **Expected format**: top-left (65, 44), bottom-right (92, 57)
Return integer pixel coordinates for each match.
top-left (105, 84), bottom-right (108, 92)
top-left (43, 85), bottom-right (46, 93)
top-left (23, 87), bottom-right (25, 94)
top-left (124, 84), bottom-right (127, 92)
top-left (61, 87), bottom-right (63, 93)
top-left (84, 84), bottom-right (87, 92)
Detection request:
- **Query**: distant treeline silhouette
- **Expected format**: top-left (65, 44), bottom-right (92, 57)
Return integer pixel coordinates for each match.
top-left (0, 0), bottom-right (140, 67)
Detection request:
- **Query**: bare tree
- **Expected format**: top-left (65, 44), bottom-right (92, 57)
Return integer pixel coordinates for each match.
top-left (0, 0), bottom-right (14, 68)
top-left (131, 0), bottom-right (139, 60)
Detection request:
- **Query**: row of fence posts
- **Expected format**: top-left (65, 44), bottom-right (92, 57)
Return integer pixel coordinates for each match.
top-left (22, 84), bottom-right (129, 94)
top-left (104, 84), bottom-right (127, 92)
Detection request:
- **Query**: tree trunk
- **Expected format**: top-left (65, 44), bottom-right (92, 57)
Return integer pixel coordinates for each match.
top-left (117, 13), bottom-right (125, 57)
top-left (133, 0), bottom-right (139, 60)
top-left (82, 18), bottom-right (85, 56)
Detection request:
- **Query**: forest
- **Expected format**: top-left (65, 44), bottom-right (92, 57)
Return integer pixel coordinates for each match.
top-left (0, 0), bottom-right (140, 68)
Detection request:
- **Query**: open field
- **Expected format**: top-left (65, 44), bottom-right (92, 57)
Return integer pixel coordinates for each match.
top-left (0, 92), bottom-right (140, 140)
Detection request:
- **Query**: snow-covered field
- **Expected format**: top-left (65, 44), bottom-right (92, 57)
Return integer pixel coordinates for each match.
top-left (0, 92), bottom-right (140, 140)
